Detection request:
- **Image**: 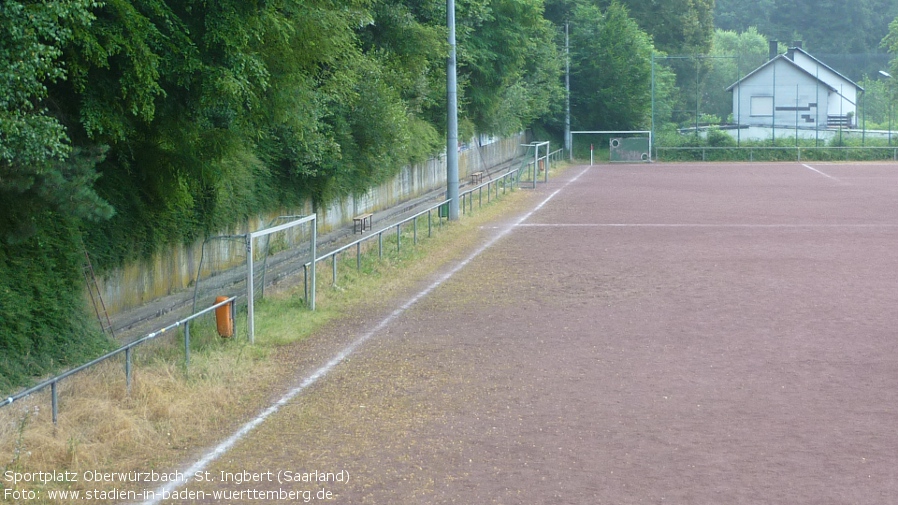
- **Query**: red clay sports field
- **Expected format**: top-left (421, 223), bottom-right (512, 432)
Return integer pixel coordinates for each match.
top-left (167, 161), bottom-right (898, 504)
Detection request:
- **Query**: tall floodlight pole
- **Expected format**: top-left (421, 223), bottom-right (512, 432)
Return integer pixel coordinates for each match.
top-left (565, 21), bottom-right (571, 160)
top-left (880, 71), bottom-right (892, 146)
top-left (651, 53), bottom-right (655, 155)
top-left (446, 0), bottom-right (460, 220)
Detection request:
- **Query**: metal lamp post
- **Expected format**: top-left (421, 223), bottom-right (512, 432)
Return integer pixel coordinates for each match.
top-left (446, 0), bottom-right (459, 220)
top-left (879, 70), bottom-right (893, 144)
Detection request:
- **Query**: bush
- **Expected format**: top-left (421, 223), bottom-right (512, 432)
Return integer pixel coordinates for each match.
top-left (0, 214), bottom-right (113, 393)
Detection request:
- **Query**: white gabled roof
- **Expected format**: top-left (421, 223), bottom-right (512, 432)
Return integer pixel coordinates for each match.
top-left (726, 49), bottom-right (863, 93)
top-left (788, 47), bottom-right (864, 92)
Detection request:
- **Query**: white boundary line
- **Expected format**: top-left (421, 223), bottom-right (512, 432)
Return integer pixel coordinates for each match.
top-left (518, 223), bottom-right (898, 228)
top-left (801, 163), bottom-right (840, 181)
top-left (140, 165), bottom-right (591, 505)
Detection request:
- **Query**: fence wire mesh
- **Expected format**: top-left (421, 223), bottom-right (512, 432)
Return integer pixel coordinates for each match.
top-left (651, 51), bottom-right (894, 152)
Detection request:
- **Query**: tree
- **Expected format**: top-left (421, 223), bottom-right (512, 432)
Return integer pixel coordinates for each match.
top-left (703, 27), bottom-right (769, 122)
top-left (0, 1), bottom-right (115, 389)
top-left (0, 0), bottom-right (112, 241)
top-left (716, 0), bottom-right (898, 57)
top-left (621, 0), bottom-right (715, 55)
top-left (1, 0), bottom-right (571, 389)
top-left (457, 0), bottom-right (563, 135)
top-left (569, 1), bottom-right (655, 130)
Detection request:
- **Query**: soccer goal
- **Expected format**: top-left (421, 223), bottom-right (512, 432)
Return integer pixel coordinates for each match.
top-left (246, 214), bottom-right (317, 343)
top-left (518, 141), bottom-right (551, 188)
top-left (571, 130), bottom-right (652, 164)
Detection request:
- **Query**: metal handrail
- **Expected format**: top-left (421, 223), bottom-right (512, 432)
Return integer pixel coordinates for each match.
top-left (302, 164), bottom-right (529, 292)
top-left (1, 296), bottom-right (237, 423)
top-left (6, 155), bottom-right (543, 421)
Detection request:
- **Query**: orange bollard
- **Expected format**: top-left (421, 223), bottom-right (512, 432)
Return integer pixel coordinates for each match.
top-left (215, 296), bottom-right (234, 338)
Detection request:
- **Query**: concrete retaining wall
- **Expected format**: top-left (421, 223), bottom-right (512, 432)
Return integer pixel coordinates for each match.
top-left (95, 134), bottom-right (526, 316)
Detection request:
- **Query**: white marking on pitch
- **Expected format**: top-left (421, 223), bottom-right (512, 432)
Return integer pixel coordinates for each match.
top-left (140, 166), bottom-right (590, 505)
top-left (518, 223), bottom-right (898, 228)
top-left (801, 163), bottom-right (840, 181)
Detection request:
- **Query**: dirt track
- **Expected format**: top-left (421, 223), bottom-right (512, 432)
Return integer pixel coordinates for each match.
top-left (163, 162), bottom-right (898, 504)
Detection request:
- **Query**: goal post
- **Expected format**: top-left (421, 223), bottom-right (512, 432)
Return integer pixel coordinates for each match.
top-left (520, 141), bottom-right (551, 188)
top-left (246, 214), bottom-right (317, 343)
top-left (571, 130), bottom-right (653, 163)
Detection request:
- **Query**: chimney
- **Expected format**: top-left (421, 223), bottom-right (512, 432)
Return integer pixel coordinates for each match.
top-left (768, 40), bottom-right (778, 60)
top-left (786, 41), bottom-right (802, 60)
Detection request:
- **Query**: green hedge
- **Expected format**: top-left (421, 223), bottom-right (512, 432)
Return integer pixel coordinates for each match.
top-left (0, 214), bottom-right (113, 393)
top-left (655, 129), bottom-right (898, 162)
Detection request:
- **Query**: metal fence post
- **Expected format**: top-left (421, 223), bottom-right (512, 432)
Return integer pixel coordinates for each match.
top-left (357, 242), bottom-right (362, 271)
top-left (310, 219), bottom-right (317, 311)
top-left (51, 382), bottom-right (58, 425)
top-left (230, 299), bottom-right (237, 337)
top-left (245, 233), bottom-right (254, 344)
top-left (184, 322), bottom-right (190, 370)
top-left (125, 347), bottom-right (132, 394)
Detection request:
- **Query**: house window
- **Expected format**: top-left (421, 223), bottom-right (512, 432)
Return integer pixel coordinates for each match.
top-left (751, 96), bottom-right (773, 116)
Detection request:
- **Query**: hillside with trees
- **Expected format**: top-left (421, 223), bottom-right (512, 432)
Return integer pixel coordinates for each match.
top-left (714, 0), bottom-right (897, 80)
top-left (715, 0), bottom-right (898, 56)
top-left (0, 0), bottom-right (566, 390)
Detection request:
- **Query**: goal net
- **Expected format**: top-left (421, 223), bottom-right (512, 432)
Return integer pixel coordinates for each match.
top-left (571, 131), bottom-right (652, 163)
top-left (517, 141), bottom-right (551, 187)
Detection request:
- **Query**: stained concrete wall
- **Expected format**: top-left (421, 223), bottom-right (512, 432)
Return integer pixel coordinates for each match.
top-left (96, 133), bottom-right (526, 316)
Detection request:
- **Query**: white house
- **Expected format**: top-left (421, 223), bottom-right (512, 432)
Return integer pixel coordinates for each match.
top-left (727, 44), bottom-right (863, 129)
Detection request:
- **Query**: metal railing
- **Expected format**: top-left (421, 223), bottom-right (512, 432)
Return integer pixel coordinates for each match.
top-left (303, 163), bottom-right (532, 294)
top-left (549, 148), bottom-right (565, 164)
top-left (519, 148), bottom-right (562, 188)
top-left (655, 145), bottom-right (898, 162)
top-left (1, 297), bottom-right (237, 423)
top-left (1, 146), bottom-right (560, 422)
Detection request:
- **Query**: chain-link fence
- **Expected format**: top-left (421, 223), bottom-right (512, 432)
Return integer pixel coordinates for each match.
top-left (651, 49), bottom-right (894, 152)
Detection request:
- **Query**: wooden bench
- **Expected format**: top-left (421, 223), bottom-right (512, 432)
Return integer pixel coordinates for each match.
top-left (470, 171), bottom-right (484, 184)
top-left (353, 213), bottom-right (373, 234)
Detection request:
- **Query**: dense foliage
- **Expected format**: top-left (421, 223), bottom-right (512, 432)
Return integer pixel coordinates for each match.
top-left (715, 0), bottom-right (898, 56)
top-left (566, 2), bottom-right (654, 130)
top-left (537, 0), bottom-right (713, 135)
top-left (715, 0), bottom-right (896, 81)
top-left (0, 0), bottom-right (567, 389)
